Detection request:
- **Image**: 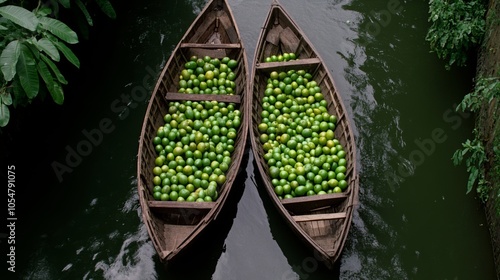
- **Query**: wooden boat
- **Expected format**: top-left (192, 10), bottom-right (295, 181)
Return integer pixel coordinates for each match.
top-left (137, 0), bottom-right (248, 265)
top-left (249, 0), bottom-right (359, 268)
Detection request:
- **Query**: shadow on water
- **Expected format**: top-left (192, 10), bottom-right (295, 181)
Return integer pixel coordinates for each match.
top-left (211, 148), bottom-right (293, 279)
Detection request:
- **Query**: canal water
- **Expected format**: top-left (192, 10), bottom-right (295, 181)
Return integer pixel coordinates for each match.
top-left (1, 0), bottom-right (497, 279)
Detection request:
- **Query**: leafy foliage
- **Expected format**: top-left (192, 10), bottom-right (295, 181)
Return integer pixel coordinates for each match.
top-left (0, 5), bottom-right (39, 31)
top-left (0, 0), bottom-right (115, 127)
top-left (452, 130), bottom-right (489, 200)
top-left (426, 0), bottom-right (487, 69)
top-left (494, 131), bottom-right (500, 216)
top-left (457, 76), bottom-right (500, 112)
top-left (453, 76), bottom-right (500, 202)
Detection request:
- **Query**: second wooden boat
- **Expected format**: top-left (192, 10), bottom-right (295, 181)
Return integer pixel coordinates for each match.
top-left (249, 0), bottom-right (359, 268)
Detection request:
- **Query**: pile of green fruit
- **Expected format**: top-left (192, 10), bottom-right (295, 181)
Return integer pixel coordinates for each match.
top-left (264, 52), bottom-right (297, 63)
top-left (258, 69), bottom-right (348, 199)
top-left (151, 100), bottom-right (241, 202)
top-left (179, 55), bottom-right (238, 95)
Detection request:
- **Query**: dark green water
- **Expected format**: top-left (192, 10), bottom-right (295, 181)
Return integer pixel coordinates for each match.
top-left (1, 0), bottom-right (496, 279)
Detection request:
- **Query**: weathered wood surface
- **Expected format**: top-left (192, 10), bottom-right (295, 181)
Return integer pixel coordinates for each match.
top-left (165, 92), bottom-right (241, 103)
top-left (180, 43), bottom-right (241, 49)
top-left (148, 200), bottom-right (214, 210)
top-left (279, 26), bottom-right (300, 54)
top-left (293, 212), bottom-right (347, 222)
top-left (255, 57), bottom-right (321, 71)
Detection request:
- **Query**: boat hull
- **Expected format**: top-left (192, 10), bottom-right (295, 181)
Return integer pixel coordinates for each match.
top-left (137, 0), bottom-right (249, 265)
top-left (249, 0), bottom-right (359, 268)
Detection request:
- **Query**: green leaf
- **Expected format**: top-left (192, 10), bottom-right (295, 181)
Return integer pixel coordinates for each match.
top-left (17, 44), bottom-right (39, 99)
top-left (36, 59), bottom-right (54, 89)
top-left (36, 7), bottom-right (53, 17)
top-left (51, 82), bottom-right (64, 105)
top-left (53, 40), bottom-right (79, 68)
top-left (25, 42), bottom-right (41, 61)
top-left (58, 0), bottom-right (71, 9)
top-left (37, 59), bottom-right (63, 104)
top-left (12, 76), bottom-right (26, 107)
top-left (1, 92), bottom-right (12, 106)
top-left (95, 0), bottom-right (116, 19)
top-left (76, 0), bottom-right (93, 26)
top-left (40, 53), bottom-right (67, 84)
top-left (0, 102), bottom-right (9, 127)
top-left (34, 38), bottom-right (60, 62)
top-left (452, 150), bottom-right (462, 165)
top-left (39, 16), bottom-right (78, 44)
top-left (466, 168), bottom-right (478, 194)
top-left (0, 5), bottom-right (39, 31)
top-left (0, 0), bottom-right (8, 4)
top-left (0, 40), bottom-right (21, 81)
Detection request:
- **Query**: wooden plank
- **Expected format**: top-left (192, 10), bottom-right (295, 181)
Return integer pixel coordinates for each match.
top-left (180, 43), bottom-right (241, 49)
top-left (279, 27), bottom-right (300, 54)
top-left (266, 25), bottom-right (284, 45)
top-left (218, 13), bottom-right (239, 43)
top-left (314, 235), bottom-right (338, 252)
top-left (165, 92), bottom-right (241, 103)
top-left (263, 44), bottom-right (279, 61)
top-left (149, 200), bottom-right (214, 210)
top-left (282, 193), bottom-right (348, 213)
top-left (207, 32), bottom-right (222, 44)
top-left (293, 212), bottom-right (346, 222)
top-left (255, 57), bottom-right (321, 71)
top-left (189, 13), bottom-right (217, 43)
top-left (282, 193), bottom-right (347, 207)
top-left (163, 224), bottom-right (197, 255)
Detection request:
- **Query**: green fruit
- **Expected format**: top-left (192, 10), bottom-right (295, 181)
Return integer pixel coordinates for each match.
top-left (153, 191), bottom-right (162, 200)
top-left (227, 59), bottom-right (238, 69)
top-left (275, 185), bottom-right (284, 196)
top-left (169, 191), bottom-right (179, 201)
top-left (295, 186), bottom-right (307, 196)
top-left (338, 180), bottom-right (348, 190)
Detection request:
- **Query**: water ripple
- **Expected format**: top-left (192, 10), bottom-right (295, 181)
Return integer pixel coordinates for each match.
top-left (23, 252), bottom-right (53, 280)
top-left (122, 177), bottom-right (140, 213)
top-left (94, 224), bottom-right (157, 280)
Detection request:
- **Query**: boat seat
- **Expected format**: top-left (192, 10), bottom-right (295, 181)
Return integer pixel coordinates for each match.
top-left (293, 212), bottom-right (347, 222)
top-left (165, 92), bottom-right (241, 103)
top-left (281, 193), bottom-right (348, 213)
top-left (147, 200), bottom-right (213, 225)
top-left (148, 200), bottom-right (214, 213)
top-left (255, 57), bottom-right (321, 72)
top-left (180, 43), bottom-right (241, 49)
